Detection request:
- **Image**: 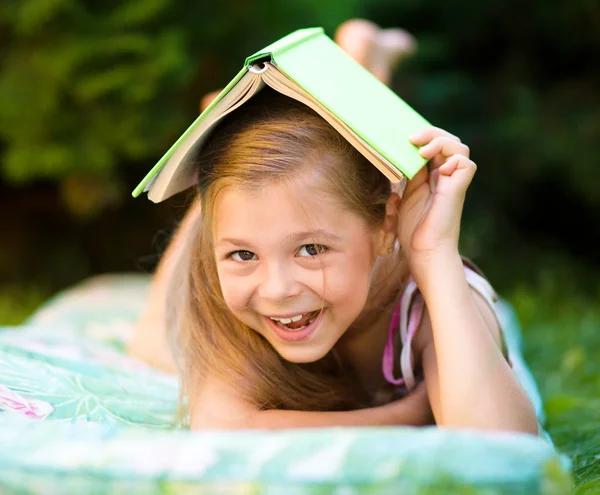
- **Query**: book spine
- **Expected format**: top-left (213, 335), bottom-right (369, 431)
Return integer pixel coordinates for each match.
top-left (245, 28), bottom-right (324, 67)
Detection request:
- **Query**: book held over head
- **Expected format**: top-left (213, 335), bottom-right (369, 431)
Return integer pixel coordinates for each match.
top-left (133, 27), bottom-right (430, 203)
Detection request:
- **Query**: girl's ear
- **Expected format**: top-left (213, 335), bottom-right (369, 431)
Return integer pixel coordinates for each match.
top-left (375, 192), bottom-right (401, 256)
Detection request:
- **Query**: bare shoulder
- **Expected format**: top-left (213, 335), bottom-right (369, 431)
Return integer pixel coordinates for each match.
top-left (189, 373), bottom-right (259, 430)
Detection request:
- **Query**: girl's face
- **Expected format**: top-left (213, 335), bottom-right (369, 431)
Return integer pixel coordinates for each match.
top-left (214, 181), bottom-right (389, 363)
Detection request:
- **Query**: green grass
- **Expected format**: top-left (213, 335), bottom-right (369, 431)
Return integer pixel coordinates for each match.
top-left (0, 284), bottom-right (50, 326)
top-left (510, 286), bottom-right (600, 493)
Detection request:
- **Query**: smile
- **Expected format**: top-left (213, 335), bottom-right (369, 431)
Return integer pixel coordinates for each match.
top-left (268, 310), bottom-right (321, 330)
top-left (263, 308), bottom-right (326, 342)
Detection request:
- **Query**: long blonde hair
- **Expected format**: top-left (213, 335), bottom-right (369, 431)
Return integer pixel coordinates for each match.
top-left (167, 88), bottom-right (408, 416)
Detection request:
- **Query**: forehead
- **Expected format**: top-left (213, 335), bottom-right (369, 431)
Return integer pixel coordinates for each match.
top-left (214, 182), bottom-right (367, 241)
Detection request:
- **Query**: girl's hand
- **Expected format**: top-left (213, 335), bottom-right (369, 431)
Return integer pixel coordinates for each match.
top-left (397, 126), bottom-right (476, 271)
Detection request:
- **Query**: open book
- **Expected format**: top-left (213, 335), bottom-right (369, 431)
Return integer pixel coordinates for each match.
top-left (133, 27), bottom-right (431, 203)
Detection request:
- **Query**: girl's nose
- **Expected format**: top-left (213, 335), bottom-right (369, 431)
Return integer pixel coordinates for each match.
top-left (257, 262), bottom-right (301, 303)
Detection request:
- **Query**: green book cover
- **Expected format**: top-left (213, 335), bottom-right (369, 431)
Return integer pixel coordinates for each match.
top-left (133, 27), bottom-right (430, 200)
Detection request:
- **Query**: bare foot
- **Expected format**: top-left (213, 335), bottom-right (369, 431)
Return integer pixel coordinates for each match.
top-left (335, 19), bottom-right (417, 86)
top-left (334, 19), bottom-right (380, 70)
top-left (200, 20), bottom-right (418, 111)
top-left (369, 27), bottom-right (417, 85)
top-left (200, 89), bottom-right (223, 113)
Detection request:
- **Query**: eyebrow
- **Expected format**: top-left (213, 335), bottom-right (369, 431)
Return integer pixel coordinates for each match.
top-left (217, 229), bottom-right (342, 248)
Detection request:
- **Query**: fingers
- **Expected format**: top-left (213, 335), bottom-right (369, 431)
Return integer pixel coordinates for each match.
top-left (417, 136), bottom-right (470, 161)
top-left (409, 126), bottom-right (461, 146)
top-left (438, 154), bottom-right (477, 177)
top-left (405, 126), bottom-right (473, 196)
top-left (409, 127), bottom-right (469, 166)
top-left (435, 155), bottom-right (477, 195)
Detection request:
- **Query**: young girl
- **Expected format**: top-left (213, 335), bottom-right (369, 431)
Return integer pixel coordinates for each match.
top-left (128, 26), bottom-right (538, 435)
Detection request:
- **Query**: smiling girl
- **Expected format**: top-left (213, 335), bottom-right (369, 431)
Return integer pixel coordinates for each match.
top-left (127, 22), bottom-right (539, 434)
top-left (128, 85), bottom-right (538, 434)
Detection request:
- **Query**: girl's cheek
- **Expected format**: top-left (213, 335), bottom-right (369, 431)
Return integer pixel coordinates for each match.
top-left (217, 273), bottom-right (245, 310)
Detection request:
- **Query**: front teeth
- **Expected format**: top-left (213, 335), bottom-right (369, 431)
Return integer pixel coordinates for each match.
top-left (270, 314), bottom-right (304, 324)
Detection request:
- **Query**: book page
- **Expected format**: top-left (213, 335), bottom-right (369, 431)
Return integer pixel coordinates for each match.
top-left (259, 63), bottom-right (405, 185)
top-left (148, 72), bottom-right (266, 202)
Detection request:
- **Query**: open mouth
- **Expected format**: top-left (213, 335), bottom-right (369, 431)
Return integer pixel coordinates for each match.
top-left (268, 309), bottom-right (322, 332)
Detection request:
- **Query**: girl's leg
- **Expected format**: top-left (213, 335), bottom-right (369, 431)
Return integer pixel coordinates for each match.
top-left (126, 195), bottom-right (203, 374)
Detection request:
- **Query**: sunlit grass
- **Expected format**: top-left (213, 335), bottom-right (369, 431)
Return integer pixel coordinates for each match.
top-left (510, 286), bottom-right (600, 492)
top-left (0, 284), bottom-right (50, 326)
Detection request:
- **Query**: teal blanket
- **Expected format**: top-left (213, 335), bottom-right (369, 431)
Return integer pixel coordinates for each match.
top-left (0, 274), bottom-right (572, 494)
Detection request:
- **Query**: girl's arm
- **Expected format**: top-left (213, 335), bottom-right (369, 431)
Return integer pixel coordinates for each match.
top-left (397, 126), bottom-right (537, 434)
top-left (413, 252), bottom-right (538, 434)
top-left (190, 374), bottom-right (433, 430)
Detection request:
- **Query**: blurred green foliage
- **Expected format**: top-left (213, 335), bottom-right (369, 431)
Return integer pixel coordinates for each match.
top-left (364, 0), bottom-right (600, 293)
top-left (0, 0), bottom-right (597, 278)
top-left (0, 0), bottom-right (188, 185)
top-left (0, 0), bottom-right (360, 190)
top-left (0, 283), bottom-right (49, 325)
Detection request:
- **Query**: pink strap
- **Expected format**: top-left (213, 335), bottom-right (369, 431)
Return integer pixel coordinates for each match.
top-left (399, 293), bottom-right (423, 390)
top-left (382, 263), bottom-right (499, 391)
top-left (382, 300), bottom-right (403, 385)
top-left (382, 277), bottom-right (419, 386)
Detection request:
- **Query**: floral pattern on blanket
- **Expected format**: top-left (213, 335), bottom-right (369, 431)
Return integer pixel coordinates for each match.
top-left (0, 274), bottom-right (178, 427)
top-left (0, 273), bottom-right (573, 494)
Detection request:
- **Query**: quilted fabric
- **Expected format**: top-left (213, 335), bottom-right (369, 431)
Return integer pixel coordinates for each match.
top-left (0, 273), bottom-right (572, 494)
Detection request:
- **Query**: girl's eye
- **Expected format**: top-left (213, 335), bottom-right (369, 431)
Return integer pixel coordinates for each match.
top-left (230, 250), bottom-right (257, 262)
top-left (298, 244), bottom-right (328, 257)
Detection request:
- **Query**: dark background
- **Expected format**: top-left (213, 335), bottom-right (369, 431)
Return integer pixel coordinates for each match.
top-left (1, 0), bottom-right (598, 307)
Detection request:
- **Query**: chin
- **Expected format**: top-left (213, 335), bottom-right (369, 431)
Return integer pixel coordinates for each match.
top-left (273, 344), bottom-right (332, 364)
